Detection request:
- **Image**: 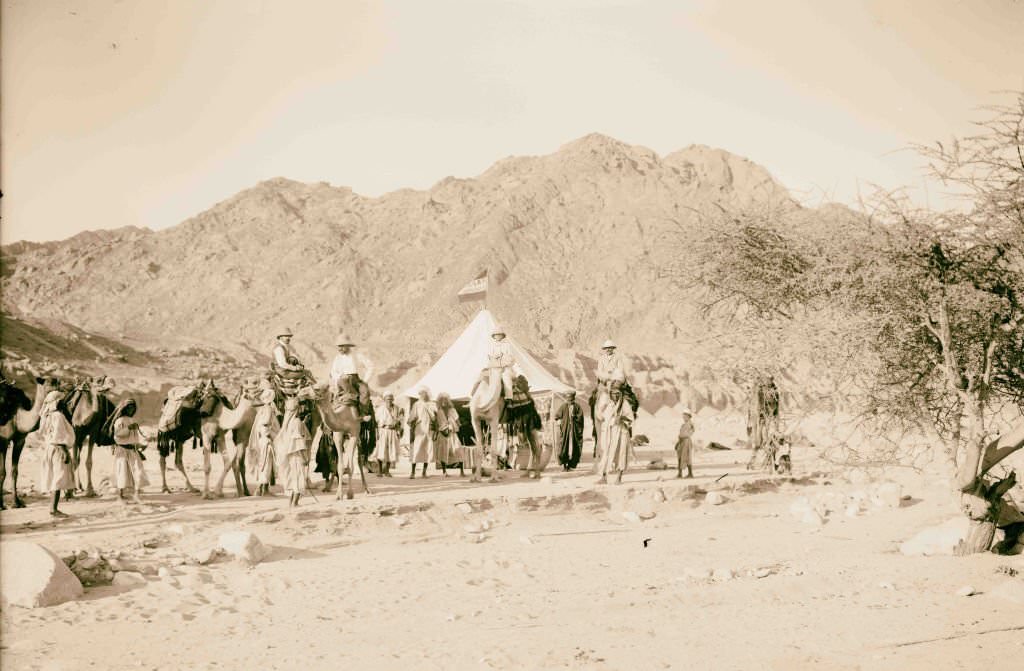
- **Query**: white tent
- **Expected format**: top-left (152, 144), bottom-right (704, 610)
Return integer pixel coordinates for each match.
top-left (401, 309), bottom-right (573, 401)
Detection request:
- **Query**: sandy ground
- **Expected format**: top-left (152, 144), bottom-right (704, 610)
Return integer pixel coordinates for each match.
top-left (2, 417), bottom-right (1024, 671)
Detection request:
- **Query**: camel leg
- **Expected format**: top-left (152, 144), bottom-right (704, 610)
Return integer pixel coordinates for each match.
top-left (160, 453), bottom-right (171, 493)
top-left (177, 443), bottom-right (197, 493)
top-left (83, 438), bottom-right (97, 497)
top-left (470, 415), bottom-right (486, 482)
top-left (334, 432), bottom-right (346, 501)
top-left (214, 432), bottom-right (235, 497)
top-left (354, 436), bottom-right (370, 496)
top-left (201, 443), bottom-right (214, 499)
top-left (0, 440), bottom-right (8, 510)
top-left (11, 437), bottom-right (26, 508)
top-left (344, 436), bottom-right (356, 500)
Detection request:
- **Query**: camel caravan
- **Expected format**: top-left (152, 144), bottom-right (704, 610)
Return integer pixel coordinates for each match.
top-left (0, 309), bottom-right (778, 515)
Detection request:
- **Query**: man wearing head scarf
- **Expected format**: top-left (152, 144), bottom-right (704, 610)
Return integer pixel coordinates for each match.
top-left (248, 374), bottom-right (281, 496)
top-left (596, 381), bottom-right (636, 485)
top-left (38, 390), bottom-right (76, 516)
top-left (372, 391), bottom-right (402, 477)
top-left (556, 391), bottom-right (585, 471)
top-left (108, 399), bottom-right (150, 503)
top-left (275, 396), bottom-right (310, 507)
top-left (407, 387), bottom-right (435, 479)
top-left (433, 392), bottom-right (463, 478)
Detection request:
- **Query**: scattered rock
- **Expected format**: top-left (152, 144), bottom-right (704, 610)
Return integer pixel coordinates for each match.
top-left (872, 482), bottom-right (903, 509)
top-left (217, 531), bottom-right (269, 565)
top-left (650, 489), bottom-right (666, 504)
top-left (899, 517), bottom-right (972, 556)
top-left (638, 511), bottom-right (657, 520)
top-left (621, 511), bottom-right (642, 523)
top-left (68, 555), bottom-right (115, 587)
top-left (712, 568), bottom-right (735, 582)
top-left (647, 459), bottom-right (668, 470)
top-left (251, 512), bottom-right (284, 524)
top-left (879, 582), bottom-right (895, 591)
top-left (705, 492), bottom-right (727, 506)
top-left (112, 571), bottom-right (147, 587)
top-left (753, 567), bottom-right (773, 579)
top-left (684, 567), bottom-right (712, 581)
top-left (393, 515), bottom-right (410, 528)
top-left (955, 585), bottom-right (977, 597)
top-left (191, 548), bottom-right (219, 566)
top-left (1, 542), bottom-right (84, 608)
top-left (455, 503), bottom-right (473, 515)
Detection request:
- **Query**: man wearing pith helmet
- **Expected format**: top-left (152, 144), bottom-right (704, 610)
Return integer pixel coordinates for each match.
top-left (596, 339), bottom-right (630, 389)
top-left (329, 333), bottom-right (374, 397)
top-left (487, 324), bottom-right (520, 400)
top-left (272, 327), bottom-right (304, 372)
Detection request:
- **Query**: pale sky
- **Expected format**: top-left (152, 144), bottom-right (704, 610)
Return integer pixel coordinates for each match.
top-left (2, 0), bottom-right (1023, 243)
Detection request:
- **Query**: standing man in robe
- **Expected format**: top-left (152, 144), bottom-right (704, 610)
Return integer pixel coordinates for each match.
top-left (596, 381), bottom-right (636, 485)
top-left (556, 391), bottom-right (585, 471)
top-left (372, 391), bottom-right (403, 477)
top-left (407, 387), bottom-right (435, 479)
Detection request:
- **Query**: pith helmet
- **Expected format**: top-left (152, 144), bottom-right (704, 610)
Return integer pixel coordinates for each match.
top-left (383, 390), bottom-right (395, 399)
top-left (278, 327), bottom-right (294, 337)
top-left (601, 339), bottom-right (617, 350)
top-left (491, 325), bottom-right (506, 336)
top-left (335, 333), bottom-right (354, 347)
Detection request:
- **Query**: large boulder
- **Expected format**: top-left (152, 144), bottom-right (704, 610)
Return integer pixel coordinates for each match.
top-left (1, 542), bottom-right (84, 608)
top-left (899, 517), bottom-right (973, 556)
top-left (217, 531), bottom-right (269, 565)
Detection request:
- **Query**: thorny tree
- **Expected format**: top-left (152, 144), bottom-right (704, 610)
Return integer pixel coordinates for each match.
top-left (670, 93), bottom-right (1024, 554)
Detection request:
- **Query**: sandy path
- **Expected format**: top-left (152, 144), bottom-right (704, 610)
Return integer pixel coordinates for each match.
top-left (3, 440), bottom-right (1023, 670)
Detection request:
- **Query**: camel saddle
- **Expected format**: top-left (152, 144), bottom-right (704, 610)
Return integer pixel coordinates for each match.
top-left (332, 375), bottom-right (371, 414)
top-left (158, 385), bottom-right (197, 432)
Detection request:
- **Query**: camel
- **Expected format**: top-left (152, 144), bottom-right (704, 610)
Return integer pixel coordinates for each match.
top-left (469, 370), bottom-right (545, 482)
top-left (63, 377), bottom-right (116, 497)
top-left (156, 386), bottom-right (204, 494)
top-left (0, 374), bottom-right (60, 509)
top-left (309, 385), bottom-right (370, 500)
top-left (199, 385), bottom-right (257, 499)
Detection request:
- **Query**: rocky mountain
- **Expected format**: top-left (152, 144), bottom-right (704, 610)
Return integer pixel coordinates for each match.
top-left (2, 134), bottom-right (826, 414)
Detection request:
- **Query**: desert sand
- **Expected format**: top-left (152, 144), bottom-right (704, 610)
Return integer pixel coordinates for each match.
top-left (2, 415), bottom-right (1023, 671)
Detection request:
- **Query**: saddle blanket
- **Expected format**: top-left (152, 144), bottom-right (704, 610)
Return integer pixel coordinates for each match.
top-left (158, 386), bottom-right (195, 432)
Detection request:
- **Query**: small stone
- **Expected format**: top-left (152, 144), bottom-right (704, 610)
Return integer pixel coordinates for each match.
top-left (454, 503), bottom-right (473, 515)
top-left (872, 482), bottom-right (903, 509)
top-left (217, 531), bottom-right (269, 566)
top-left (705, 492), bottom-right (726, 506)
top-left (878, 582), bottom-right (895, 591)
top-left (112, 571), bottom-right (147, 587)
top-left (955, 585), bottom-right (976, 597)
top-left (712, 568), bottom-right (735, 582)
top-left (754, 567), bottom-right (773, 579)
top-left (191, 548), bottom-right (218, 566)
top-left (393, 515), bottom-right (409, 528)
top-left (638, 511), bottom-right (657, 520)
top-left (684, 567), bottom-right (712, 581)
top-left (650, 489), bottom-right (667, 503)
top-left (621, 512), bottom-right (642, 524)
top-left (474, 533), bottom-right (488, 544)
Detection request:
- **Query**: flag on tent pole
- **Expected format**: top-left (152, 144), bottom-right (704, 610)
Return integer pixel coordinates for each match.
top-left (457, 271), bottom-right (488, 302)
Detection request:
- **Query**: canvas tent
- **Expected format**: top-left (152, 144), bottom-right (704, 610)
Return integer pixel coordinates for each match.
top-left (401, 309), bottom-right (572, 401)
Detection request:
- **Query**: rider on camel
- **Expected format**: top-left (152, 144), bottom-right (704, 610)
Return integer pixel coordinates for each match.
top-left (329, 333), bottom-right (374, 404)
top-left (597, 339), bottom-right (630, 390)
top-left (487, 325), bottom-right (521, 401)
top-left (272, 327), bottom-right (304, 373)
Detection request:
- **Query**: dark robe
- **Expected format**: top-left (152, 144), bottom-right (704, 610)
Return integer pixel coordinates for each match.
top-left (556, 399), bottom-right (585, 469)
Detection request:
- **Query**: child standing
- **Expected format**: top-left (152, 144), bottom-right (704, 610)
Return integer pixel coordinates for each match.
top-left (38, 390), bottom-right (75, 517)
top-left (675, 408), bottom-right (695, 479)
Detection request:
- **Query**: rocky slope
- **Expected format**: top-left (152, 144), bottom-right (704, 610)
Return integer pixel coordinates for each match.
top-left (2, 134), bottom-right (829, 413)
